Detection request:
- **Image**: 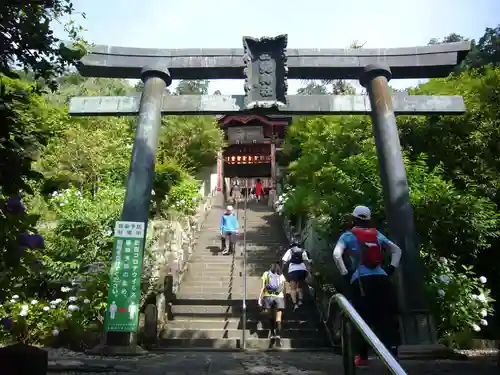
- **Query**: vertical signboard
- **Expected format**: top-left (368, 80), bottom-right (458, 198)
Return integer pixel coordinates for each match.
top-left (104, 221), bottom-right (146, 332)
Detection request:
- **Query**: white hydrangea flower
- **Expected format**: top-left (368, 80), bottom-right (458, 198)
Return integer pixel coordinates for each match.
top-left (480, 319), bottom-right (488, 326)
top-left (438, 275), bottom-right (451, 284)
top-left (61, 286), bottom-right (71, 292)
top-left (43, 306), bottom-right (50, 312)
top-left (68, 296), bottom-right (77, 302)
top-left (437, 289), bottom-right (445, 297)
top-left (479, 276), bottom-right (487, 284)
top-left (66, 313), bottom-right (72, 318)
top-left (471, 324), bottom-right (481, 332)
top-left (19, 309), bottom-right (28, 317)
top-left (52, 328), bottom-right (59, 336)
top-left (83, 299), bottom-right (90, 304)
top-left (480, 309), bottom-right (488, 318)
top-left (68, 304), bottom-right (79, 312)
top-left (471, 294), bottom-right (479, 300)
top-left (31, 300), bottom-right (38, 305)
top-left (21, 304), bottom-right (29, 311)
top-left (477, 294), bottom-right (487, 303)
top-left (12, 295), bottom-right (19, 300)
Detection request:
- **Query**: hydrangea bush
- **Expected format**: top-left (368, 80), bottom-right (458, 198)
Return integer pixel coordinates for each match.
top-left (0, 284), bottom-right (105, 345)
top-left (423, 253), bottom-right (494, 347)
top-left (167, 178), bottom-right (201, 216)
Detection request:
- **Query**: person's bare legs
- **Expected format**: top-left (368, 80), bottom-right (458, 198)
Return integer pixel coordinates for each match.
top-left (289, 280), bottom-right (298, 311)
top-left (297, 280), bottom-right (304, 306)
top-left (275, 309), bottom-right (283, 338)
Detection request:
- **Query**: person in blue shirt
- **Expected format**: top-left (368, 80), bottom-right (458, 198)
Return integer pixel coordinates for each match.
top-left (333, 205), bottom-right (402, 368)
top-left (220, 205), bottom-right (239, 255)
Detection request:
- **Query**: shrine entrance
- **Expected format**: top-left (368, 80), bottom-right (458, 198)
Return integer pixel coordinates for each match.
top-left (217, 114), bottom-right (289, 181)
top-left (68, 34), bottom-right (470, 351)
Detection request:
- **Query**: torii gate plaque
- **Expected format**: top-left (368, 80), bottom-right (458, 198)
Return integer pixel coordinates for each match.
top-left (68, 35), bottom-right (470, 353)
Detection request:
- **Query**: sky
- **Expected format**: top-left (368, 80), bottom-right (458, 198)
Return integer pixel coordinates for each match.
top-left (52, 0), bottom-right (500, 94)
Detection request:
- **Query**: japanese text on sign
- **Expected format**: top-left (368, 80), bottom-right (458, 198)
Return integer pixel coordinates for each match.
top-left (104, 221), bottom-right (145, 333)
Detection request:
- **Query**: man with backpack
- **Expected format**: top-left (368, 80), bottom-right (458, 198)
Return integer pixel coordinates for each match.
top-left (220, 205), bottom-right (239, 256)
top-left (332, 205), bottom-right (402, 367)
top-left (258, 263), bottom-right (286, 340)
top-left (282, 242), bottom-right (310, 311)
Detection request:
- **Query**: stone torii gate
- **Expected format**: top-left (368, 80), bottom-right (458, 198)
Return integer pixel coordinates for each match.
top-left (68, 35), bottom-right (470, 352)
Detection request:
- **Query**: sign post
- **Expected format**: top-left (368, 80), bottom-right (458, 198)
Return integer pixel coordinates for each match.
top-left (104, 221), bottom-right (145, 333)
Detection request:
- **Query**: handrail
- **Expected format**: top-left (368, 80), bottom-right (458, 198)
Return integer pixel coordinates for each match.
top-left (326, 293), bottom-right (407, 375)
top-left (241, 178), bottom-right (248, 350)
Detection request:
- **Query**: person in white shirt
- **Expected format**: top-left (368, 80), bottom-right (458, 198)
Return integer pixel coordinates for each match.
top-left (282, 242), bottom-right (310, 311)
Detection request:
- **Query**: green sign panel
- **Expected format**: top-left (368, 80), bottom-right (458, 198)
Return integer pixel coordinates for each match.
top-left (104, 221), bottom-right (146, 332)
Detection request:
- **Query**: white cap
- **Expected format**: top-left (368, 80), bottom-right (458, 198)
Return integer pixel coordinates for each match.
top-left (226, 205), bottom-right (234, 211)
top-left (352, 205), bottom-right (371, 220)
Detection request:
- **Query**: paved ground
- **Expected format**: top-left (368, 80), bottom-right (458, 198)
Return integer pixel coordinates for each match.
top-left (47, 349), bottom-right (497, 375)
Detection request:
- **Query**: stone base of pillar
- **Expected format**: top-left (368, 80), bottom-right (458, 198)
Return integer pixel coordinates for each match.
top-left (87, 343), bottom-right (147, 356)
top-left (399, 310), bottom-right (438, 346)
top-left (399, 344), bottom-right (465, 360)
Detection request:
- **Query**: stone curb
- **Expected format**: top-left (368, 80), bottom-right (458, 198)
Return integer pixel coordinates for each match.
top-left (48, 360), bottom-right (133, 373)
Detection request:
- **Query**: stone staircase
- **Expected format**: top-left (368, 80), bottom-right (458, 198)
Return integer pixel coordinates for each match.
top-left (160, 194), bottom-right (330, 350)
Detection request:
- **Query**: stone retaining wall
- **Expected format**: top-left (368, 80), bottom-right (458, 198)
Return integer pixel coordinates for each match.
top-left (140, 193), bottom-right (216, 337)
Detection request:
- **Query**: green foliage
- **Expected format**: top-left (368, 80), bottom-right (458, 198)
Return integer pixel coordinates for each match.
top-left (42, 187), bottom-right (124, 281)
top-left (0, 1), bottom-right (225, 347)
top-left (0, 1), bottom-right (87, 89)
top-left (158, 116), bottom-right (224, 171)
top-left (167, 177), bottom-right (202, 216)
top-left (281, 69), bottom-right (500, 342)
top-left (36, 116), bottom-right (133, 192)
top-left (153, 160), bottom-right (187, 203)
top-left (175, 80), bottom-right (209, 95)
top-left (399, 67), bottom-right (500, 200)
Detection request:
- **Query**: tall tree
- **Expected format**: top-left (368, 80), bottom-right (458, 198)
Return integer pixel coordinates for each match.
top-left (175, 80), bottom-right (209, 95)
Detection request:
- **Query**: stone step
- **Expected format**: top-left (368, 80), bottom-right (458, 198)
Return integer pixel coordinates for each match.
top-left (177, 285), bottom-right (263, 294)
top-left (157, 337), bottom-right (330, 350)
top-left (175, 292), bottom-right (250, 300)
top-left (183, 272), bottom-right (235, 279)
top-left (164, 328), bottom-right (321, 339)
top-left (188, 256), bottom-right (236, 263)
top-left (187, 263), bottom-right (235, 270)
top-left (167, 318), bottom-right (320, 330)
top-left (170, 302), bottom-right (319, 318)
top-left (178, 283), bottom-right (263, 294)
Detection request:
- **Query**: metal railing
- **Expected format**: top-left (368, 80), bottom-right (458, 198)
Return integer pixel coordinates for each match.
top-left (241, 178), bottom-right (249, 350)
top-left (326, 293), bottom-right (407, 375)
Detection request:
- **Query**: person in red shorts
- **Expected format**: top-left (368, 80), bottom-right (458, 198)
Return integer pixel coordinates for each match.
top-left (255, 179), bottom-right (263, 202)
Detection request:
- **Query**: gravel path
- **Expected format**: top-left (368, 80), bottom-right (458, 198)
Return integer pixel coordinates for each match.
top-left (45, 348), bottom-right (498, 375)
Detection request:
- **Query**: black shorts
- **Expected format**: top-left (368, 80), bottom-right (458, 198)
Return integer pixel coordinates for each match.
top-left (262, 295), bottom-right (285, 310)
top-left (287, 270), bottom-right (308, 282)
